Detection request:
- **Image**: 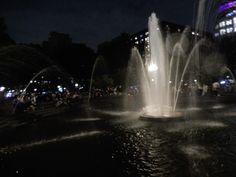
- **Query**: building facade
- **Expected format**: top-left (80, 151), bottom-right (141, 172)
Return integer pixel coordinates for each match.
top-left (214, 1), bottom-right (236, 71)
top-left (130, 21), bottom-right (201, 57)
top-left (214, 0), bottom-right (236, 38)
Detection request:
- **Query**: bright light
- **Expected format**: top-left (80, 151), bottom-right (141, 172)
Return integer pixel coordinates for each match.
top-left (220, 80), bottom-right (226, 85)
top-left (34, 88), bottom-right (37, 92)
top-left (75, 83), bottom-right (79, 88)
top-left (0, 86), bottom-right (5, 92)
top-left (58, 88), bottom-right (63, 93)
top-left (194, 79), bottom-right (197, 83)
top-left (57, 85), bottom-right (63, 92)
top-left (148, 64), bottom-right (158, 72)
top-left (5, 92), bottom-right (12, 98)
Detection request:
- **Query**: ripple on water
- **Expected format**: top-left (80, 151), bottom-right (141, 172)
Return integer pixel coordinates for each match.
top-left (0, 131), bottom-right (102, 154)
top-left (70, 118), bottom-right (101, 122)
top-left (180, 145), bottom-right (211, 159)
top-left (166, 120), bottom-right (227, 133)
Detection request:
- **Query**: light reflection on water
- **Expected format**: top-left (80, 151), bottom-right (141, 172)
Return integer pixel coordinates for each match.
top-left (166, 120), bottom-right (227, 133)
top-left (0, 131), bottom-right (102, 154)
top-left (0, 107), bottom-right (235, 177)
top-left (180, 145), bottom-right (211, 159)
top-left (70, 117), bottom-right (102, 122)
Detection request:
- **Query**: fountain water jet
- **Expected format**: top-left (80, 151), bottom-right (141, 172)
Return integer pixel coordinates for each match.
top-left (128, 11), bottom-right (215, 120)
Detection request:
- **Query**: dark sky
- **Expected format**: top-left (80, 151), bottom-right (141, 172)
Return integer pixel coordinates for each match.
top-left (0, 0), bottom-right (198, 48)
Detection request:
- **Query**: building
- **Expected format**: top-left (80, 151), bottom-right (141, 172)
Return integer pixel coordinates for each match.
top-left (130, 21), bottom-right (201, 56)
top-left (214, 1), bottom-right (236, 72)
top-left (214, 0), bottom-right (236, 38)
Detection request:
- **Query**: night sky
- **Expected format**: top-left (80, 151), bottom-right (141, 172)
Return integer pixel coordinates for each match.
top-left (0, 0), bottom-right (198, 48)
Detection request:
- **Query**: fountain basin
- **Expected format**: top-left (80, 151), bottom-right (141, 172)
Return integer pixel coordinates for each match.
top-left (140, 111), bottom-right (184, 121)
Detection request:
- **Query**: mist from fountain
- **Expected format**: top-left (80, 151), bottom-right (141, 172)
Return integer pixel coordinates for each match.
top-left (128, 0), bottom-right (218, 119)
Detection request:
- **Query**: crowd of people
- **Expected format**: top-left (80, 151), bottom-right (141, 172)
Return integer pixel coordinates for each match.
top-left (13, 90), bottom-right (82, 114)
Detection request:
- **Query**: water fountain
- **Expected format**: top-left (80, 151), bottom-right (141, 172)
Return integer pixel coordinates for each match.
top-left (128, 11), bottom-right (217, 120)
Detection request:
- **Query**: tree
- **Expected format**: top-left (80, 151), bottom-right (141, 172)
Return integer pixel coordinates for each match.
top-left (97, 33), bottom-right (132, 72)
top-left (42, 31), bottom-right (96, 79)
top-left (0, 17), bottom-right (15, 48)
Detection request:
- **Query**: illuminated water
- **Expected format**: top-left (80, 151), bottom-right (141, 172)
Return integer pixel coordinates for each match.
top-left (127, 1), bottom-right (219, 118)
top-left (0, 98), bottom-right (236, 176)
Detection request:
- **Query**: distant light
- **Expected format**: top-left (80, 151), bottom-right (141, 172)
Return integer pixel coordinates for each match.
top-left (34, 80), bottom-right (37, 83)
top-left (42, 92), bottom-right (47, 95)
top-left (75, 83), bottom-right (79, 88)
top-left (220, 80), bottom-right (226, 85)
top-left (0, 86), bottom-right (5, 92)
top-left (30, 80), bottom-right (33, 83)
top-left (192, 32), bottom-right (195, 35)
top-left (79, 86), bottom-right (84, 90)
top-left (34, 88), bottom-right (37, 92)
top-left (226, 75), bottom-right (230, 79)
top-left (5, 92), bottom-right (13, 98)
top-left (57, 85), bottom-right (63, 92)
top-left (151, 79), bottom-right (155, 82)
top-left (194, 79), bottom-right (197, 83)
top-left (169, 81), bottom-right (172, 84)
top-left (58, 88), bottom-right (63, 92)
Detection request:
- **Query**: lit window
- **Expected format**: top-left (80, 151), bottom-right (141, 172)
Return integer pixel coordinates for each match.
top-left (226, 19), bottom-right (232, 25)
top-left (226, 27), bottom-right (233, 33)
top-left (226, 12), bottom-right (234, 17)
top-left (234, 17), bottom-right (236, 23)
top-left (219, 21), bottom-right (226, 28)
top-left (220, 29), bottom-right (226, 35)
